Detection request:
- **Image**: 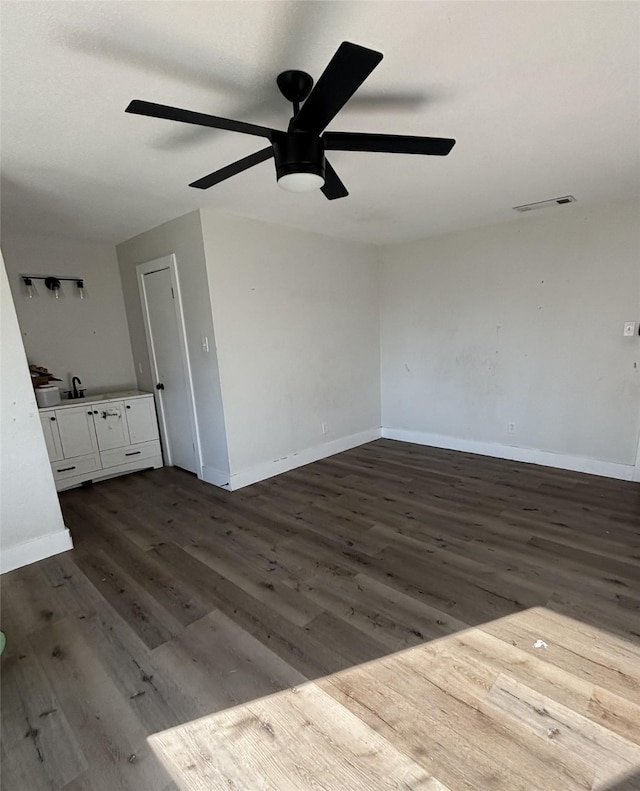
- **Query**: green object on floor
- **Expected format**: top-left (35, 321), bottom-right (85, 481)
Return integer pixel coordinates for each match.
top-left (0, 631), bottom-right (5, 655)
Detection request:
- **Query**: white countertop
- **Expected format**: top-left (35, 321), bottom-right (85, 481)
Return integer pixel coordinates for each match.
top-left (39, 389), bottom-right (153, 411)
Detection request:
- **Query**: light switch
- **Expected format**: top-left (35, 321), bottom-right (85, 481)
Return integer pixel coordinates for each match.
top-left (201, 336), bottom-right (210, 352)
top-left (623, 321), bottom-right (636, 337)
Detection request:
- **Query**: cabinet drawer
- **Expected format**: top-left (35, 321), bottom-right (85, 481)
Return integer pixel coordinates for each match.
top-left (100, 440), bottom-right (161, 469)
top-left (52, 453), bottom-right (101, 481)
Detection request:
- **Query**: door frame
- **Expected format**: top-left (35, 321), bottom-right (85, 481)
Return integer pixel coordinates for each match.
top-left (136, 254), bottom-right (203, 477)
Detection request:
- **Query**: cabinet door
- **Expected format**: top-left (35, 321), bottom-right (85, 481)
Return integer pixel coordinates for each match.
top-left (124, 397), bottom-right (160, 445)
top-left (93, 401), bottom-right (131, 451)
top-left (40, 413), bottom-right (64, 462)
top-left (56, 406), bottom-right (99, 458)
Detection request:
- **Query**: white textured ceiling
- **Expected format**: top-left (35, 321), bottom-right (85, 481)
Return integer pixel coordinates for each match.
top-left (1, 1), bottom-right (639, 246)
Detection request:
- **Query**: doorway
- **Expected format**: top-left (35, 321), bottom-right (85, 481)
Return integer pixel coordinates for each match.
top-left (137, 255), bottom-right (201, 475)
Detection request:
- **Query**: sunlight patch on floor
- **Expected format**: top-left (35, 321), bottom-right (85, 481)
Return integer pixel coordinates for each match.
top-left (147, 606), bottom-right (640, 790)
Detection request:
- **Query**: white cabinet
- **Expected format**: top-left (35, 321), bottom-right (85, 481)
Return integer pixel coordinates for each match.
top-left (93, 402), bottom-right (130, 451)
top-left (124, 397), bottom-right (159, 444)
top-left (56, 405), bottom-right (100, 458)
top-left (39, 391), bottom-right (163, 491)
top-left (40, 413), bottom-right (64, 461)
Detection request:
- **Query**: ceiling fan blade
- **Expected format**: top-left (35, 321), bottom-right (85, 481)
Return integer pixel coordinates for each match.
top-left (321, 159), bottom-right (349, 200)
top-left (324, 132), bottom-right (456, 156)
top-left (291, 42), bottom-right (383, 135)
top-left (189, 147), bottom-right (274, 189)
top-left (126, 100), bottom-right (275, 140)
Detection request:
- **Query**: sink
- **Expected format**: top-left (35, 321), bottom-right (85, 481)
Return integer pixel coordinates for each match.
top-left (64, 393), bottom-right (105, 402)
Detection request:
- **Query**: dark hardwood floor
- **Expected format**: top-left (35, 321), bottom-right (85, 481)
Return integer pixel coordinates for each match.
top-left (2, 439), bottom-right (639, 790)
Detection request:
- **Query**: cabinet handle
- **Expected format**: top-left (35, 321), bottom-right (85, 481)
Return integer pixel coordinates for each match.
top-left (126, 405), bottom-right (131, 409)
top-left (50, 416), bottom-right (56, 421)
top-left (87, 411), bottom-right (93, 415)
top-left (57, 466), bottom-right (76, 472)
top-left (93, 410), bottom-right (98, 415)
top-left (125, 451), bottom-right (141, 456)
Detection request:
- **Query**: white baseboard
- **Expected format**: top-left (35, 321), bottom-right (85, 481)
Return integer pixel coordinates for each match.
top-left (227, 428), bottom-right (382, 491)
top-left (382, 427), bottom-right (636, 482)
top-left (201, 465), bottom-right (231, 488)
top-left (1, 528), bottom-right (74, 574)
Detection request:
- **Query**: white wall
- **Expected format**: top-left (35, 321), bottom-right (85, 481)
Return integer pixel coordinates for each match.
top-left (0, 251), bottom-right (72, 573)
top-left (2, 231), bottom-right (136, 395)
top-left (381, 199), bottom-right (640, 477)
top-left (200, 209), bottom-right (381, 488)
top-left (116, 211), bottom-right (230, 483)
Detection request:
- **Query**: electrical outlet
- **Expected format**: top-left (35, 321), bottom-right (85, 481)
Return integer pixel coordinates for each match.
top-left (322, 422), bottom-right (329, 435)
top-left (508, 422), bottom-right (516, 433)
top-left (623, 321), bottom-right (636, 337)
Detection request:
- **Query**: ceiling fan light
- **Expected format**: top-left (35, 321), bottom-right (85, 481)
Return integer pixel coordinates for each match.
top-left (277, 172), bottom-right (325, 193)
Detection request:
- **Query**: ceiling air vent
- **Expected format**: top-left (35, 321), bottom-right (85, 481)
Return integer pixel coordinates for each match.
top-left (513, 195), bottom-right (576, 213)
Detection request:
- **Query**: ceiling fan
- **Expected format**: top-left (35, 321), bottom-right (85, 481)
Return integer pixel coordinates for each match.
top-left (126, 41), bottom-right (456, 200)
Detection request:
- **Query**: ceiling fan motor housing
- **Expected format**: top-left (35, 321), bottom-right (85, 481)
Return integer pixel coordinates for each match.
top-left (271, 131), bottom-right (325, 181)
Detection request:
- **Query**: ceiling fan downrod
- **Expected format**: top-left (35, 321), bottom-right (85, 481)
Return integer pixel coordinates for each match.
top-left (276, 69), bottom-right (314, 117)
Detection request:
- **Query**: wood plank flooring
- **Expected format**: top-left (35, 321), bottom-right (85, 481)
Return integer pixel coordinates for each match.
top-left (1, 439), bottom-right (639, 790)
